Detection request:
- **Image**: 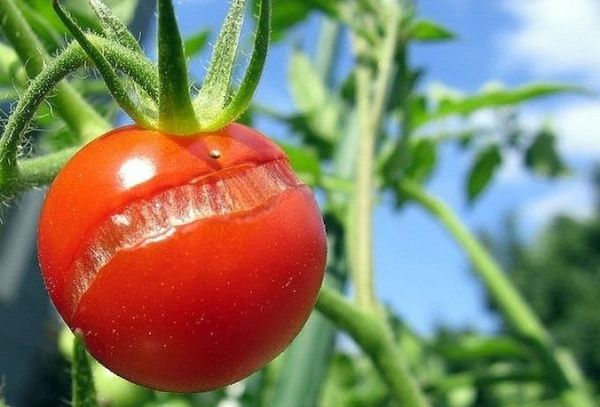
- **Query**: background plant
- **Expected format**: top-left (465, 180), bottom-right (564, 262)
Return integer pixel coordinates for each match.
top-left (0, 0), bottom-right (597, 406)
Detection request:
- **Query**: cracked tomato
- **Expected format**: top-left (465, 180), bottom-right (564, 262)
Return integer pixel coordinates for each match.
top-left (38, 123), bottom-right (327, 392)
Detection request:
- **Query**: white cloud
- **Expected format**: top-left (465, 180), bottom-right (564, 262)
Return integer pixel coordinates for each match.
top-left (497, 150), bottom-right (527, 183)
top-left (520, 181), bottom-right (594, 229)
top-left (500, 0), bottom-right (600, 84)
top-left (517, 102), bottom-right (600, 157)
top-left (552, 102), bottom-right (600, 155)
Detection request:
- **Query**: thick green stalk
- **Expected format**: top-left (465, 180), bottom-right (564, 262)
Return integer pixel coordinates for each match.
top-left (353, 50), bottom-right (376, 312)
top-left (352, 6), bottom-right (400, 313)
top-left (398, 180), bottom-right (595, 407)
top-left (0, 0), bottom-right (111, 142)
top-left (316, 288), bottom-right (430, 407)
top-left (315, 19), bottom-right (342, 87)
top-left (72, 333), bottom-right (98, 407)
top-left (53, 1), bottom-right (156, 128)
top-left (16, 148), bottom-right (78, 190)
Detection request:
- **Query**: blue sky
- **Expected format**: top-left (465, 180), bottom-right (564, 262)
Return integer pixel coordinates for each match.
top-left (147, 0), bottom-right (600, 335)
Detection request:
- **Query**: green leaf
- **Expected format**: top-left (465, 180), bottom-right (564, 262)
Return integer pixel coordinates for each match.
top-left (289, 50), bottom-right (328, 112)
top-left (467, 144), bottom-right (502, 203)
top-left (16, 0), bottom-right (139, 43)
top-left (184, 29), bottom-right (210, 58)
top-left (416, 83), bottom-right (587, 128)
top-left (408, 19), bottom-right (455, 42)
top-left (0, 43), bottom-right (25, 87)
top-left (15, 1), bottom-right (63, 50)
top-left (278, 142), bottom-right (321, 185)
top-left (408, 94), bottom-right (427, 129)
top-left (525, 128), bottom-right (568, 177)
top-left (289, 50), bottom-right (341, 146)
top-left (435, 335), bottom-right (530, 361)
top-left (72, 332), bottom-right (98, 407)
top-left (258, 0), bottom-right (341, 41)
top-left (405, 138), bottom-right (437, 183)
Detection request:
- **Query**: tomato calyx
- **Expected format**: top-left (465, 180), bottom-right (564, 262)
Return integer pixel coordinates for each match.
top-left (53, 0), bottom-right (272, 136)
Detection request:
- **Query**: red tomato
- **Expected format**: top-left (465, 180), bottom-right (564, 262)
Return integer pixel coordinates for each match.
top-left (38, 123), bottom-right (327, 392)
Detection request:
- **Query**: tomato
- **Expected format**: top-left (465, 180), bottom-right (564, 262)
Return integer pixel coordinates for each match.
top-left (38, 123), bottom-right (327, 392)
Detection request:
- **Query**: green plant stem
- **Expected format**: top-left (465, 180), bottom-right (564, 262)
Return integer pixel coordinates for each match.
top-left (316, 287), bottom-right (430, 407)
top-left (398, 180), bottom-right (595, 407)
top-left (17, 148), bottom-right (78, 189)
top-left (315, 19), bottom-right (342, 86)
top-left (0, 38), bottom-right (158, 198)
top-left (0, 0), bottom-right (111, 142)
top-left (72, 332), bottom-right (98, 407)
top-left (352, 6), bottom-right (400, 313)
top-left (353, 59), bottom-right (377, 312)
top-left (53, 1), bottom-right (156, 129)
top-left (427, 367), bottom-right (543, 394)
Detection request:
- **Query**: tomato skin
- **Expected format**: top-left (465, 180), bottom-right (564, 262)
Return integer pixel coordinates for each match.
top-left (38, 124), bottom-right (327, 392)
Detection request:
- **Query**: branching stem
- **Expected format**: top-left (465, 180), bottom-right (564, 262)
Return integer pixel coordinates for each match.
top-left (316, 288), bottom-right (430, 407)
top-left (352, 5), bottom-right (400, 313)
top-left (0, 0), bottom-right (111, 142)
top-left (398, 180), bottom-right (595, 407)
top-left (0, 38), bottom-right (158, 199)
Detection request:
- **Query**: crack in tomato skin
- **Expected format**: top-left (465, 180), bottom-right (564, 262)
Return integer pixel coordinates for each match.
top-left (68, 159), bottom-right (302, 316)
top-left (38, 123), bottom-right (327, 392)
top-left (39, 123), bottom-right (287, 326)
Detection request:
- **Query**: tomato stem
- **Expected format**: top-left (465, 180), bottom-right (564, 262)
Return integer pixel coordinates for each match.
top-left (316, 288), bottom-right (430, 407)
top-left (0, 0), bottom-right (111, 143)
top-left (352, 4), bottom-right (400, 313)
top-left (399, 180), bottom-right (596, 407)
top-left (157, 0), bottom-right (200, 135)
top-left (88, 0), bottom-right (158, 114)
top-left (53, 1), bottom-right (157, 129)
top-left (71, 332), bottom-right (98, 407)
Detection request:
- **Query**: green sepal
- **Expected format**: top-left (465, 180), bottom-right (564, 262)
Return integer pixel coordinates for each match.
top-left (53, 0), bottom-right (156, 128)
top-left (202, 0), bottom-right (271, 131)
top-left (195, 0), bottom-right (246, 118)
top-left (158, 0), bottom-right (200, 135)
top-left (184, 29), bottom-right (211, 58)
top-left (88, 0), bottom-right (144, 54)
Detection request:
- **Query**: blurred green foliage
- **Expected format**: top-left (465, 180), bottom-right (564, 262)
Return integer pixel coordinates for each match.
top-left (493, 173), bottom-right (600, 388)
